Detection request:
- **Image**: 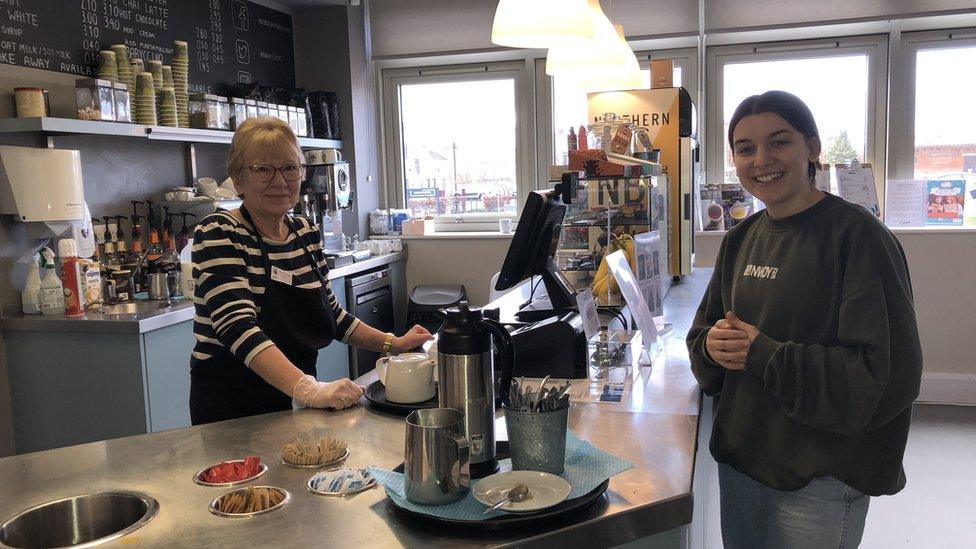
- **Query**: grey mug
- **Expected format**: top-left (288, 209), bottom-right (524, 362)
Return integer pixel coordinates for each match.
top-left (404, 408), bottom-right (469, 505)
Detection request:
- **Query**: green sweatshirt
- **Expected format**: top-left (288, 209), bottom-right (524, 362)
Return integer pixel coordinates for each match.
top-left (687, 193), bottom-right (922, 496)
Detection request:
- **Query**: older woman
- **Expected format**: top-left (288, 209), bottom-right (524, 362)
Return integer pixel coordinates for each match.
top-left (190, 117), bottom-right (431, 424)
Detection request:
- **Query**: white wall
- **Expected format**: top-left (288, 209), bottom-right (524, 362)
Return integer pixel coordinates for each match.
top-left (694, 231), bottom-right (976, 404)
top-left (402, 236), bottom-right (513, 306)
top-left (368, 0), bottom-right (698, 59)
top-left (704, 0), bottom-right (976, 32)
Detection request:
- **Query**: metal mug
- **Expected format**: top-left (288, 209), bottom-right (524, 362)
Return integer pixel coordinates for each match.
top-left (147, 272), bottom-right (170, 300)
top-left (404, 408), bottom-right (469, 505)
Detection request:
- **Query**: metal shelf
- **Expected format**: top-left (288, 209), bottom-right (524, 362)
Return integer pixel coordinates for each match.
top-left (0, 117), bottom-right (343, 149)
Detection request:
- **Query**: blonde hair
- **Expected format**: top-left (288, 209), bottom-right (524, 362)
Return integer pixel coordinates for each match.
top-left (227, 117), bottom-right (302, 181)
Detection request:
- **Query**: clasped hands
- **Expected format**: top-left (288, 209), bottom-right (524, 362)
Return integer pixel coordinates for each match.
top-left (705, 312), bottom-right (759, 371)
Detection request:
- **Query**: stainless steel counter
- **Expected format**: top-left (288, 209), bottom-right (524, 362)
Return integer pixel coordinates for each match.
top-left (0, 251), bottom-right (407, 334)
top-left (0, 269), bottom-right (709, 548)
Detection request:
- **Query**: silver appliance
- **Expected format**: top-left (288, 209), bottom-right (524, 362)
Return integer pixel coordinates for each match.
top-left (302, 149), bottom-right (352, 217)
top-left (346, 267), bottom-right (394, 378)
top-left (435, 302), bottom-right (515, 478)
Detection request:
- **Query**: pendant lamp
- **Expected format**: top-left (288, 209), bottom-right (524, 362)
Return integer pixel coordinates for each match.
top-left (490, 0), bottom-right (595, 49)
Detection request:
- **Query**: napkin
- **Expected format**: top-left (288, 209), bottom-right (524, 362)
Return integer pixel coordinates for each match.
top-left (369, 430), bottom-right (632, 521)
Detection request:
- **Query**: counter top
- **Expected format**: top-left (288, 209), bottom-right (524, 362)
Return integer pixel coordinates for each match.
top-left (0, 251), bottom-right (407, 335)
top-left (0, 270), bottom-right (709, 548)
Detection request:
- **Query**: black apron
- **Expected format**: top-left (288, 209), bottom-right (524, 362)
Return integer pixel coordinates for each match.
top-left (190, 207), bottom-right (337, 425)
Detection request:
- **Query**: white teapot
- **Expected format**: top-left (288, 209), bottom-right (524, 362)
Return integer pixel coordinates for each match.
top-left (376, 352), bottom-right (437, 404)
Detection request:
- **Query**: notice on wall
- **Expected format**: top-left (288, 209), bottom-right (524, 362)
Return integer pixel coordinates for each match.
top-left (884, 180), bottom-right (928, 228)
top-left (0, 0), bottom-right (295, 92)
top-left (835, 164), bottom-right (881, 217)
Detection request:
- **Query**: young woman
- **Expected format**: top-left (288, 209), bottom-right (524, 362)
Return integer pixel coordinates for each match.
top-left (686, 91), bottom-right (923, 548)
top-left (190, 117), bottom-right (431, 424)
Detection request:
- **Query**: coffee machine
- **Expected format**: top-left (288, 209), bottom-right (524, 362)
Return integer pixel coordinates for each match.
top-left (298, 149), bottom-right (352, 247)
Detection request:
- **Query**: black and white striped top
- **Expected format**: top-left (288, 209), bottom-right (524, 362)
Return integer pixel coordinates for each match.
top-left (190, 210), bottom-right (359, 367)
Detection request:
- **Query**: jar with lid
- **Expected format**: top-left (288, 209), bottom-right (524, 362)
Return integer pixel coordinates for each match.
top-left (256, 101), bottom-right (269, 118)
top-left (296, 106), bottom-right (308, 137)
top-left (586, 112), bottom-right (636, 155)
top-left (287, 106), bottom-right (300, 134)
top-left (14, 87), bottom-right (49, 117)
top-left (245, 99), bottom-right (258, 120)
top-left (216, 96), bottom-right (231, 130)
top-left (113, 82), bottom-right (131, 123)
top-left (188, 93), bottom-right (226, 129)
top-left (75, 78), bottom-right (116, 121)
top-left (230, 97), bottom-right (247, 129)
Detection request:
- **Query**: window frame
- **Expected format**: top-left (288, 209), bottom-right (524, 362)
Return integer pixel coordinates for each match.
top-left (535, 47), bottom-right (700, 186)
top-left (380, 60), bottom-right (535, 231)
top-left (888, 27), bottom-right (976, 184)
top-left (705, 35), bottom-right (888, 202)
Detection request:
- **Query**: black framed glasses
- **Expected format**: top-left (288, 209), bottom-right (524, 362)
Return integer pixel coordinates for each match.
top-left (247, 163), bottom-right (306, 183)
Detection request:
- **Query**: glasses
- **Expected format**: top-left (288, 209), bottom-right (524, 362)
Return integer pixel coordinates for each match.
top-left (247, 163), bottom-right (306, 183)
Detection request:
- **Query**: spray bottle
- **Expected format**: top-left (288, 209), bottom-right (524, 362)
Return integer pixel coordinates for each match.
top-left (21, 251), bottom-right (42, 314)
top-left (38, 247), bottom-right (65, 316)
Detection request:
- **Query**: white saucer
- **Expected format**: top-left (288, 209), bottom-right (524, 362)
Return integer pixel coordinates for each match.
top-left (473, 470), bottom-right (571, 513)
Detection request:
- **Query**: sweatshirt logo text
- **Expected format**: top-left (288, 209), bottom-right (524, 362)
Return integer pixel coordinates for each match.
top-left (742, 264), bottom-right (779, 280)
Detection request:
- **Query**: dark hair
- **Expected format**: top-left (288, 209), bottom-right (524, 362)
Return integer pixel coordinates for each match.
top-left (727, 90), bottom-right (821, 180)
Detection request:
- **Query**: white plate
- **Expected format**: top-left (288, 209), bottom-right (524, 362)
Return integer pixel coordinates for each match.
top-left (473, 470), bottom-right (571, 513)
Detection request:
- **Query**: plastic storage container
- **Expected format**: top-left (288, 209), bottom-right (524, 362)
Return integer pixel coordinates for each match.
top-left (256, 101), bottom-right (269, 118)
top-left (189, 93), bottom-right (229, 130)
top-left (113, 82), bottom-right (131, 122)
top-left (245, 99), bottom-right (258, 120)
top-left (230, 98), bottom-right (247, 129)
top-left (287, 106), bottom-right (300, 135)
top-left (75, 79), bottom-right (116, 121)
top-left (296, 106), bottom-right (308, 137)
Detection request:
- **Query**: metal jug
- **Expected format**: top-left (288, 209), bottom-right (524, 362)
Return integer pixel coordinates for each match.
top-left (436, 301), bottom-right (515, 478)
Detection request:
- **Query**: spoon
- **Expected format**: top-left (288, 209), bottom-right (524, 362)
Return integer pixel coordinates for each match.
top-left (483, 484), bottom-right (530, 514)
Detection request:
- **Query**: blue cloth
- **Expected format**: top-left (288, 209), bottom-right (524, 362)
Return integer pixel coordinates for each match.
top-left (718, 462), bottom-right (870, 549)
top-left (369, 430), bottom-right (632, 521)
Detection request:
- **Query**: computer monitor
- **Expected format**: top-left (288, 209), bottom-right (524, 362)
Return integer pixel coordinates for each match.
top-left (495, 177), bottom-right (577, 321)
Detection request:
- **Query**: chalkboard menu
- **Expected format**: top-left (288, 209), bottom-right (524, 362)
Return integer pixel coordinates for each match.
top-left (0, 0), bottom-right (295, 92)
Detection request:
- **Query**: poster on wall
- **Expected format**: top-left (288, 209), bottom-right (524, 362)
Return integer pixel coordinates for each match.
top-left (884, 180), bottom-right (928, 228)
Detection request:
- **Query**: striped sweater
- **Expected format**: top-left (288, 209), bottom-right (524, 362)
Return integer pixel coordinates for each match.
top-left (190, 209), bottom-right (359, 367)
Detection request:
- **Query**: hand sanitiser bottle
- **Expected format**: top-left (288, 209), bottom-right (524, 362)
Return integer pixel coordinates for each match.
top-left (38, 247), bottom-right (65, 316)
top-left (21, 252), bottom-right (42, 314)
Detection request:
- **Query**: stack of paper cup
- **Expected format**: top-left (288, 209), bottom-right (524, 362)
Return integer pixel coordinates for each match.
top-left (112, 45), bottom-right (134, 105)
top-left (171, 41), bottom-right (190, 128)
top-left (134, 72), bottom-right (158, 125)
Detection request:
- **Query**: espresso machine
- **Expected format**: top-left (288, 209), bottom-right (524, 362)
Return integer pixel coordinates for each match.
top-left (298, 148), bottom-right (352, 253)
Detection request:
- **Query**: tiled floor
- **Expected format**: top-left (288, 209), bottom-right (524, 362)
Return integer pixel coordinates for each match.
top-left (695, 404), bottom-right (976, 548)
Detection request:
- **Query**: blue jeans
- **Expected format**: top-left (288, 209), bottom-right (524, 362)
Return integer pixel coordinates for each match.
top-left (718, 462), bottom-right (870, 548)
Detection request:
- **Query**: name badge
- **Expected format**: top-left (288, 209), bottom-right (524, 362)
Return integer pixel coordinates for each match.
top-left (270, 266), bottom-right (293, 285)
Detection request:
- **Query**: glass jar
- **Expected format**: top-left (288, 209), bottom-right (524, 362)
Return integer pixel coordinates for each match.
top-left (113, 82), bottom-right (131, 122)
top-left (256, 101), bottom-right (269, 118)
top-left (296, 106), bottom-right (308, 137)
top-left (216, 96), bottom-right (231, 130)
top-left (245, 99), bottom-right (257, 120)
top-left (14, 87), bottom-right (48, 117)
top-left (587, 112), bottom-right (636, 155)
top-left (287, 106), bottom-right (299, 134)
top-left (188, 93), bottom-right (225, 129)
top-left (75, 78), bottom-right (115, 121)
top-left (230, 97), bottom-right (247, 129)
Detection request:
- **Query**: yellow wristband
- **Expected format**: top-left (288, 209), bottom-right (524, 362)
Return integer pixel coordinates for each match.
top-left (382, 333), bottom-right (394, 355)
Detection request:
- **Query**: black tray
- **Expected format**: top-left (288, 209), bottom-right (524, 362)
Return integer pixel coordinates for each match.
top-left (387, 441), bottom-right (610, 531)
top-left (364, 380), bottom-right (438, 416)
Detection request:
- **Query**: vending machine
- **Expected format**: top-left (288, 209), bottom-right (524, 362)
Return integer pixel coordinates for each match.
top-left (587, 88), bottom-right (698, 278)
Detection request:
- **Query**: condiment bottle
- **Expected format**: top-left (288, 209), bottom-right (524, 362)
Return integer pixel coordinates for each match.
top-left (38, 247), bottom-right (65, 316)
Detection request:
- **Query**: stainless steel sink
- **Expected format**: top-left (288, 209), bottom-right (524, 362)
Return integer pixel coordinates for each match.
top-left (0, 491), bottom-right (158, 548)
top-left (94, 301), bottom-right (170, 315)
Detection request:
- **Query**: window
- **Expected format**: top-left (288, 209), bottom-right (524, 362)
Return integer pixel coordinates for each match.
top-left (542, 48), bottom-right (698, 169)
top-left (707, 36), bottom-right (887, 190)
top-left (381, 62), bottom-right (533, 229)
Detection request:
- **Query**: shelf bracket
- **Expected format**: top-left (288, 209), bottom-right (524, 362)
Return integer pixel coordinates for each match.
top-left (184, 142), bottom-right (198, 183)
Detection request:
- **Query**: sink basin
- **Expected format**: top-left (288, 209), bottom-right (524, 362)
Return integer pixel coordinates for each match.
top-left (95, 301), bottom-right (170, 315)
top-left (0, 491), bottom-right (158, 548)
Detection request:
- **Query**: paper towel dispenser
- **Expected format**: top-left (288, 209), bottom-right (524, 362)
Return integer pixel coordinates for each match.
top-left (0, 146), bottom-right (85, 222)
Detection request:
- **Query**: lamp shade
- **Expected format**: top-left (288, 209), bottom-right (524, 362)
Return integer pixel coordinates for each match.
top-left (547, 18), bottom-right (642, 93)
top-left (491, 0), bottom-right (595, 49)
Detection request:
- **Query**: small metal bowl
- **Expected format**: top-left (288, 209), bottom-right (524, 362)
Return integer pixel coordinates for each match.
top-left (306, 468), bottom-right (377, 497)
top-left (280, 448), bottom-right (350, 469)
top-left (208, 486), bottom-right (289, 518)
top-left (193, 460), bottom-right (269, 487)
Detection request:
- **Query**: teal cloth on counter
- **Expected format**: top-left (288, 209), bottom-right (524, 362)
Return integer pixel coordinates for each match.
top-left (369, 430), bottom-right (632, 521)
